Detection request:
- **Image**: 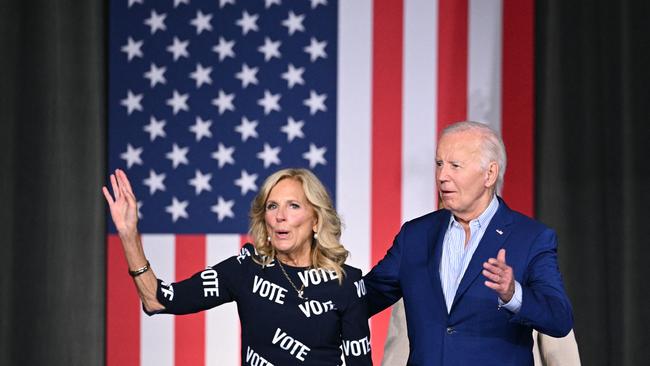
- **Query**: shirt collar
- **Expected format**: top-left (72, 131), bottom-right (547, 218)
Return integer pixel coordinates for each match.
top-left (447, 195), bottom-right (499, 230)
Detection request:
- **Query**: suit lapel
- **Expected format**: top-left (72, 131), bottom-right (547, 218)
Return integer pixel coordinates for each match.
top-left (427, 210), bottom-right (451, 313)
top-left (450, 199), bottom-right (514, 312)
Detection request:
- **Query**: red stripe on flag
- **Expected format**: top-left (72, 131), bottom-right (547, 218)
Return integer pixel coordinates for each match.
top-left (240, 234), bottom-right (253, 248)
top-left (107, 234), bottom-right (140, 366)
top-left (175, 235), bottom-right (206, 366)
top-left (371, 0), bottom-right (403, 363)
top-left (501, 0), bottom-right (534, 216)
top-left (437, 0), bottom-right (469, 132)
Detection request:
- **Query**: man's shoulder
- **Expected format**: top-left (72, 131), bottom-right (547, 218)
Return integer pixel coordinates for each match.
top-left (401, 209), bottom-right (449, 230)
top-left (499, 201), bottom-right (553, 235)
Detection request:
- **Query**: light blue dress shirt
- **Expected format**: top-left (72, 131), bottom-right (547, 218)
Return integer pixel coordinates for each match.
top-left (439, 196), bottom-right (522, 313)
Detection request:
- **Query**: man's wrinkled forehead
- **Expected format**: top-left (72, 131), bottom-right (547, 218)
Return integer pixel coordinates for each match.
top-left (436, 131), bottom-right (483, 158)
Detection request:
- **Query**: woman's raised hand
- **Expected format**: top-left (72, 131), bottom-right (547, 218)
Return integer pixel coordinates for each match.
top-left (102, 169), bottom-right (139, 238)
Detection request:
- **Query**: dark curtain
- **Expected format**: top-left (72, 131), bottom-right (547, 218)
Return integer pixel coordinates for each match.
top-left (0, 1), bottom-right (106, 365)
top-left (536, 1), bottom-right (650, 365)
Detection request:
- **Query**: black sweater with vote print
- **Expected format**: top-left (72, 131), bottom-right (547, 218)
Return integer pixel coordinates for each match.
top-left (149, 243), bottom-right (372, 366)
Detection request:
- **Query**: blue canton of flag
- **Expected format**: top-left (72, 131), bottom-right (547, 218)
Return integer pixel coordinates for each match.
top-left (109, 0), bottom-right (338, 234)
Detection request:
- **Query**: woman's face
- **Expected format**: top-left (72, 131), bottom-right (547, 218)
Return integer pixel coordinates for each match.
top-left (264, 178), bottom-right (318, 257)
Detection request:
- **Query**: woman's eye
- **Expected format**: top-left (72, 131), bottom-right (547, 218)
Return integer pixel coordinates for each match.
top-left (290, 203), bottom-right (300, 209)
top-left (266, 203), bottom-right (277, 210)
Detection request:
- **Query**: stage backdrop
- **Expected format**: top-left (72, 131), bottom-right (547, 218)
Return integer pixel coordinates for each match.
top-left (107, 0), bottom-right (534, 365)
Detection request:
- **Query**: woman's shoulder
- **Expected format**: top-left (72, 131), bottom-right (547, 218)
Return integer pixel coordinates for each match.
top-left (341, 264), bottom-right (363, 281)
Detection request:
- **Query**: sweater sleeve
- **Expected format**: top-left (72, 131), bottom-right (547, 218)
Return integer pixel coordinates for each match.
top-left (340, 268), bottom-right (372, 366)
top-left (147, 244), bottom-right (255, 315)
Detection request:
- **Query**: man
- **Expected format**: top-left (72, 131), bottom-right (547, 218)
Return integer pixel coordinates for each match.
top-left (382, 299), bottom-right (581, 366)
top-left (364, 121), bottom-right (573, 365)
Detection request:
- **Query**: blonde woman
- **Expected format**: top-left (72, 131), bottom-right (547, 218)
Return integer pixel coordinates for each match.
top-left (103, 168), bottom-right (371, 365)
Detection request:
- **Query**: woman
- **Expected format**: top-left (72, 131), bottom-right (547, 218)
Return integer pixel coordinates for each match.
top-left (103, 168), bottom-right (371, 365)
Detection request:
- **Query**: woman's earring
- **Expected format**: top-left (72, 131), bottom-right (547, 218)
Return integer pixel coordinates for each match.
top-left (313, 232), bottom-right (318, 240)
top-left (267, 236), bottom-right (271, 242)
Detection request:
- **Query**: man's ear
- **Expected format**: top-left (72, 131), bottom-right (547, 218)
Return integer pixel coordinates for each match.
top-left (485, 162), bottom-right (499, 188)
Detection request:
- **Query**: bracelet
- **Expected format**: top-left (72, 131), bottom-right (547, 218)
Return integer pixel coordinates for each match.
top-left (128, 260), bottom-right (150, 277)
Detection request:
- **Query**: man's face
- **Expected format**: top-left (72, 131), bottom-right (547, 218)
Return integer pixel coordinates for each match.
top-left (435, 130), bottom-right (495, 221)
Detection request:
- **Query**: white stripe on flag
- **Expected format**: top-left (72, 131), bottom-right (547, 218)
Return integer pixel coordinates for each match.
top-left (468, 0), bottom-right (503, 132)
top-left (205, 235), bottom-right (241, 366)
top-left (337, 0), bottom-right (373, 273)
top-left (141, 235), bottom-right (175, 366)
top-left (402, 0), bottom-right (439, 220)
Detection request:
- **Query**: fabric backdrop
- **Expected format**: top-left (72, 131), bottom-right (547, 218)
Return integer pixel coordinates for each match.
top-left (0, 1), bottom-right (649, 366)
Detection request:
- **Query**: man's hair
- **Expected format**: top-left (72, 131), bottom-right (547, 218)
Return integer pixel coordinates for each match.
top-left (249, 168), bottom-right (348, 282)
top-left (441, 121), bottom-right (507, 192)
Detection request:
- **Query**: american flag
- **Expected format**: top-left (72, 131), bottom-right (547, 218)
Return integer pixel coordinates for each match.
top-left (107, 0), bottom-right (534, 365)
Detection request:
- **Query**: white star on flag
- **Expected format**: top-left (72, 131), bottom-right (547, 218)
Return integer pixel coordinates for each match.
top-left (188, 170), bottom-right (212, 195)
top-left (167, 37), bottom-right (190, 61)
top-left (235, 63), bottom-right (259, 88)
top-left (235, 117), bottom-right (258, 141)
top-left (120, 90), bottom-right (143, 115)
top-left (173, 0), bottom-right (190, 8)
top-left (211, 196), bottom-right (235, 222)
top-left (212, 37), bottom-right (235, 61)
top-left (281, 117), bottom-right (305, 142)
top-left (190, 10), bottom-right (213, 34)
top-left (265, 0), bottom-right (281, 8)
top-left (128, 0), bottom-right (143, 8)
top-left (302, 143), bottom-right (327, 168)
top-left (304, 37), bottom-right (327, 62)
top-left (143, 63), bottom-right (167, 88)
top-left (211, 143), bottom-right (235, 168)
top-left (120, 143), bottom-right (143, 168)
top-left (143, 169), bottom-right (166, 195)
top-left (303, 90), bottom-right (327, 115)
top-left (219, 0), bottom-right (235, 8)
top-left (258, 37), bottom-right (282, 61)
top-left (166, 90), bottom-right (190, 114)
top-left (236, 11), bottom-right (259, 35)
top-left (258, 90), bottom-right (281, 115)
top-left (310, 0), bottom-right (328, 9)
top-left (189, 63), bottom-right (213, 88)
top-left (166, 197), bottom-right (189, 222)
top-left (282, 11), bottom-right (305, 35)
top-left (189, 116), bottom-right (212, 141)
top-left (143, 116), bottom-right (166, 141)
top-left (166, 143), bottom-right (189, 169)
top-left (257, 143), bottom-right (281, 168)
top-left (144, 10), bottom-right (166, 34)
top-left (212, 89), bottom-right (235, 114)
top-left (234, 170), bottom-right (258, 195)
top-left (136, 201), bottom-right (143, 219)
top-left (281, 63), bottom-right (305, 89)
top-left (121, 37), bottom-right (143, 61)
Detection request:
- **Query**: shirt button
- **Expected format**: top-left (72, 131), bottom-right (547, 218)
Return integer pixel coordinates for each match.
top-left (446, 327), bottom-right (454, 334)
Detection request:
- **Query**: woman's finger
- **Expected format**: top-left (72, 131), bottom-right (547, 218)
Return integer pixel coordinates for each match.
top-left (117, 169), bottom-right (136, 196)
top-left (110, 174), bottom-right (121, 201)
top-left (102, 186), bottom-right (115, 205)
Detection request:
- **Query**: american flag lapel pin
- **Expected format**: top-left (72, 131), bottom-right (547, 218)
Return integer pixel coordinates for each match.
top-left (496, 229), bottom-right (503, 235)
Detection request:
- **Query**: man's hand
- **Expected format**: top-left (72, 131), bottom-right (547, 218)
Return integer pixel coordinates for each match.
top-left (482, 249), bottom-right (515, 303)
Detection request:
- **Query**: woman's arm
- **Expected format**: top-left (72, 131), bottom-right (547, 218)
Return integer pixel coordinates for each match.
top-left (102, 169), bottom-right (164, 313)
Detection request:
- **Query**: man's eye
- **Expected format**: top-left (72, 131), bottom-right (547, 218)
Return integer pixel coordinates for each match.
top-left (452, 163), bottom-right (461, 168)
top-left (435, 161), bottom-right (443, 167)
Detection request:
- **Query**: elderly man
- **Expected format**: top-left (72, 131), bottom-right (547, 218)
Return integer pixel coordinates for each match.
top-left (364, 121), bottom-right (573, 365)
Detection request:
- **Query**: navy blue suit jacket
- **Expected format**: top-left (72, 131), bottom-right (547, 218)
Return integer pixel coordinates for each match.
top-left (364, 198), bottom-right (573, 365)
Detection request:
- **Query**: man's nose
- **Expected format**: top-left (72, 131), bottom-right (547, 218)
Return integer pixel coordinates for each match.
top-left (437, 164), bottom-right (449, 181)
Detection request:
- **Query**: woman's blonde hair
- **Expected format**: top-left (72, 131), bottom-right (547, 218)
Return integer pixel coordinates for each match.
top-left (249, 168), bottom-right (348, 282)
